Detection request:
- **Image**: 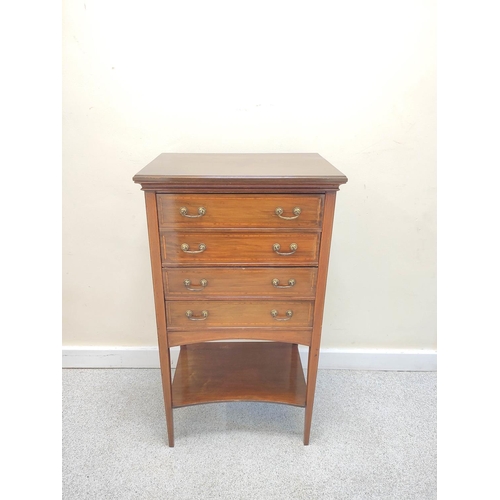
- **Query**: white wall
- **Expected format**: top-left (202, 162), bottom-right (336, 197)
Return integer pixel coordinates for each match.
top-left (63, 0), bottom-right (436, 350)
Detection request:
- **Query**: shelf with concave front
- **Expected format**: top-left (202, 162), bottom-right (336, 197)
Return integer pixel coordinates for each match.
top-left (171, 342), bottom-right (306, 408)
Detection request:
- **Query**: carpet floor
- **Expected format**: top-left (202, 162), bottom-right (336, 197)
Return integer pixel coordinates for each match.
top-left (63, 369), bottom-right (436, 500)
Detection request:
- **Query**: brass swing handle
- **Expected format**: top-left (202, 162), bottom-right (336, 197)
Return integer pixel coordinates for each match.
top-left (181, 243), bottom-right (206, 254)
top-left (273, 243), bottom-right (298, 256)
top-left (271, 309), bottom-right (293, 321)
top-left (180, 206), bottom-right (206, 218)
top-left (275, 207), bottom-right (301, 220)
top-left (185, 310), bottom-right (208, 320)
top-left (184, 279), bottom-right (208, 291)
top-left (272, 278), bottom-right (296, 289)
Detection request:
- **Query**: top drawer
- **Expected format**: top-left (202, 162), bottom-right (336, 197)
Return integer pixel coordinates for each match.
top-left (157, 194), bottom-right (324, 229)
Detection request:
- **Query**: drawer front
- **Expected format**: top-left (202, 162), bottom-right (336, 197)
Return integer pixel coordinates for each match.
top-left (160, 232), bottom-right (320, 266)
top-left (166, 300), bottom-right (314, 329)
top-left (157, 194), bottom-right (323, 229)
top-left (163, 267), bottom-right (317, 298)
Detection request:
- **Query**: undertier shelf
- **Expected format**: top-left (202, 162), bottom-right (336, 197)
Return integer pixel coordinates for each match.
top-left (171, 341), bottom-right (306, 408)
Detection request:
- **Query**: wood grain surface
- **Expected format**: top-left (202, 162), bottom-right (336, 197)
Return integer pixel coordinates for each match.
top-left (171, 342), bottom-right (307, 407)
top-left (167, 328), bottom-right (312, 347)
top-left (144, 192), bottom-right (175, 446)
top-left (160, 231), bottom-right (320, 266)
top-left (303, 191), bottom-right (337, 445)
top-left (133, 153), bottom-right (348, 192)
top-left (157, 194), bottom-right (323, 229)
top-left (163, 267), bottom-right (317, 299)
top-left (166, 300), bottom-right (314, 329)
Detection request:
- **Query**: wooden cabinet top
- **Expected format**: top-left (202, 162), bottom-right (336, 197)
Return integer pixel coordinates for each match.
top-left (133, 153), bottom-right (348, 192)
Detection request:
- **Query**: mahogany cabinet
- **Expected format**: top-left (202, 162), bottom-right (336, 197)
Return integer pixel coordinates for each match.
top-left (133, 153), bottom-right (347, 446)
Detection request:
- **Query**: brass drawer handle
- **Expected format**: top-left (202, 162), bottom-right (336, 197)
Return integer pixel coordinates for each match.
top-left (275, 207), bottom-right (301, 220)
top-left (272, 278), bottom-right (296, 289)
top-left (184, 279), bottom-right (208, 291)
top-left (271, 309), bottom-right (293, 321)
top-left (181, 243), bottom-right (206, 254)
top-left (273, 243), bottom-right (298, 256)
top-left (180, 206), bottom-right (206, 218)
top-left (185, 310), bottom-right (208, 320)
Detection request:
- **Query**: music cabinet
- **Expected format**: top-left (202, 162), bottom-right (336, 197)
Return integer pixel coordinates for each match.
top-left (133, 153), bottom-right (347, 446)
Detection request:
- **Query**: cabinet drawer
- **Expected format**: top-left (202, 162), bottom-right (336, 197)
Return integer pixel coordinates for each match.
top-left (166, 300), bottom-right (314, 329)
top-left (157, 194), bottom-right (323, 229)
top-left (160, 232), bottom-right (320, 266)
top-left (163, 267), bottom-right (317, 299)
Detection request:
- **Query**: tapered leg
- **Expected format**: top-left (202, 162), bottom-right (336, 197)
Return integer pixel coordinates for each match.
top-left (158, 347), bottom-right (174, 446)
top-left (304, 345), bottom-right (320, 445)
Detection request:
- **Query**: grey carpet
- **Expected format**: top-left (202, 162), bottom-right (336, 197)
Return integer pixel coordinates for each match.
top-left (62, 369), bottom-right (436, 500)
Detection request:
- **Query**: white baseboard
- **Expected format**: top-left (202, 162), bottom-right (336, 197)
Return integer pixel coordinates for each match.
top-left (62, 346), bottom-right (436, 371)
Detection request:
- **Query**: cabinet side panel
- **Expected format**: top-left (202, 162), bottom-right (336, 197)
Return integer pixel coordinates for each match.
top-left (145, 191), bottom-right (174, 446)
top-left (304, 190), bottom-right (337, 444)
